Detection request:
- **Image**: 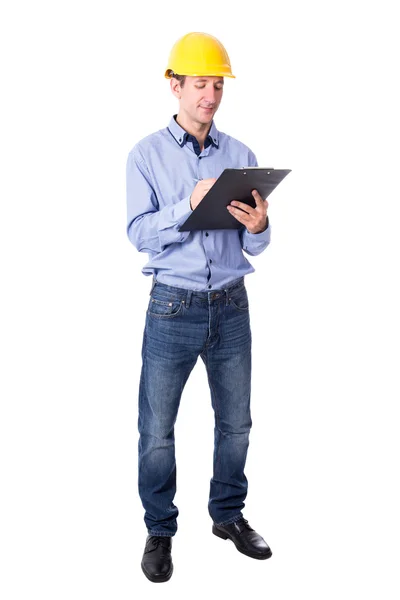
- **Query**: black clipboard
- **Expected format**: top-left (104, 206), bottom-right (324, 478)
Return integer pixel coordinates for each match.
top-left (178, 167), bottom-right (291, 231)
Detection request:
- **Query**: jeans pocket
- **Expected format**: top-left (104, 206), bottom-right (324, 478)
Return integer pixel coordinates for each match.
top-left (229, 287), bottom-right (249, 311)
top-left (148, 294), bottom-right (184, 319)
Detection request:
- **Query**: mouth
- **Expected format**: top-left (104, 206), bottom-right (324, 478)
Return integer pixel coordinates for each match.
top-left (199, 106), bottom-right (215, 112)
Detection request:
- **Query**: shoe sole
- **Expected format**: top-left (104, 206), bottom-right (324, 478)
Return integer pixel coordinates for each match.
top-left (141, 563), bottom-right (173, 583)
top-left (212, 525), bottom-right (272, 560)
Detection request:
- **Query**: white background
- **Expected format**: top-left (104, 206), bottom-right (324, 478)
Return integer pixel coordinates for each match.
top-left (1, 0), bottom-right (399, 598)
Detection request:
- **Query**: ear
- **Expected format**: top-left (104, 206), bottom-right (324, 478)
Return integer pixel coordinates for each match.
top-left (170, 78), bottom-right (182, 99)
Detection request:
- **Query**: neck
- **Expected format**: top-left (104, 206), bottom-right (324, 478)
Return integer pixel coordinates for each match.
top-left (175, 112), bottom-right (211, 149)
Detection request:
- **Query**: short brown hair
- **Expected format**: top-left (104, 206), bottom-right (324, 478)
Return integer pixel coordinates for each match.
top-left (171, 73), bottom-right (186, 87)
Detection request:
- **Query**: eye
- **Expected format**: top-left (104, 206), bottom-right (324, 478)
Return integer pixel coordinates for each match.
top-left (195, 85), bottom-right (206, 89)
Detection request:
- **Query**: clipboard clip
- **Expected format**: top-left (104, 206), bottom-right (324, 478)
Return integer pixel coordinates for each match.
top-left (240, 167), bottom-right (274, 175)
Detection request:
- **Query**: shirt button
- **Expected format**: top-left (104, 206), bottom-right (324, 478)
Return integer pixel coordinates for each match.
top-left (208, 285), bottom-right (212, 289)
top-left (205, 232), bottom-right (209, 237)
top-left (210, 259), bottom-right (212, 263)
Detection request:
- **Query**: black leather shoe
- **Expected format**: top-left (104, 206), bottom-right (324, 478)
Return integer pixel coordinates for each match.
top-left (141, 535), bottom-right (173, 582)
top-left (213, 518), bottom-right (272, 560)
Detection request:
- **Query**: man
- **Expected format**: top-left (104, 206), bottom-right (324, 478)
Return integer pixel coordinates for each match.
top-left (126, 32), bottom-right (272, 583)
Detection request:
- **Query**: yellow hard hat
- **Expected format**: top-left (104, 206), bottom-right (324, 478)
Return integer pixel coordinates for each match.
top-left (165, 32), bottom-right (235, 79)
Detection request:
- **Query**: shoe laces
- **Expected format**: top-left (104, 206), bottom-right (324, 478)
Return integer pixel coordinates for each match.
top-left (150, 536), bottom-right (171, 550)
top-left (238, 518), bottom-right (254, 532)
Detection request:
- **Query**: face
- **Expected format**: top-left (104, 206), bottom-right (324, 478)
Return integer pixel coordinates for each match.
top-left (172, 76), bottom-right (224, 125)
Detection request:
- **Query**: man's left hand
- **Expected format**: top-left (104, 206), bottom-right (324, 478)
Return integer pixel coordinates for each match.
top-left (227, 189), bottom-right (269, 234)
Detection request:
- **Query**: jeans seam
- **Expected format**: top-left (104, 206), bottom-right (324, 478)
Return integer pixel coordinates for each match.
top-left (204, 351), bottom-right (222, 510)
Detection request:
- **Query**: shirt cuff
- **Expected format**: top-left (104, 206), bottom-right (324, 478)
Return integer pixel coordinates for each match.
top-left (241, 219), bottom-right (271, 255)
top-left (158, 195), bottom-right (192, 247)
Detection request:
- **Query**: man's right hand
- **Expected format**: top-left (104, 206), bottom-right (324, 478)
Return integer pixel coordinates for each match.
top-left (190, 178), bottom-right (217, 210)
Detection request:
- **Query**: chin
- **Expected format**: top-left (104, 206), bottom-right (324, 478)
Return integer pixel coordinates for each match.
top-left (198, 112), bottom-right (215, 124)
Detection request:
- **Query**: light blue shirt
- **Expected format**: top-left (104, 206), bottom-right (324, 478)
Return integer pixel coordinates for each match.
top-left (126, 115), bottom-right (271, 291)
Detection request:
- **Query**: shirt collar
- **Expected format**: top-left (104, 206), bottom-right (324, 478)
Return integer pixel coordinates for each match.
top-left (167, 114), bottom-right (219, 149)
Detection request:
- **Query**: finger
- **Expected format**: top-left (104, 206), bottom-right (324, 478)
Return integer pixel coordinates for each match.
top-left (229, 201), bottom-right (253, 215)
top-left (252, 190), bottom-right (269, 211)
top-left (231, 200), bottom-right (265, 218)
top-left (251, 189), bottom-right (265, 206)
top-left (227, 205), bottom-right (251, 224)
top-left (252, 190), bottom-right (269, 214)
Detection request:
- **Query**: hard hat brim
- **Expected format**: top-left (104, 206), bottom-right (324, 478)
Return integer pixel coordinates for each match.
top-left (165, 69), bottom-right (235, 79)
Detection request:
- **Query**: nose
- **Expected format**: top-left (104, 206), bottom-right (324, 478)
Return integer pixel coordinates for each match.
top-left (204, 87), bottom-right (218, 104)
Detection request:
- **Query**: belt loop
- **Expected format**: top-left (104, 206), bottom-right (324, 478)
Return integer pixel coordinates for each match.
top-left (186, 289), bottom-right (193, 309)
top-left (224, 288), bottom-right (230, 305)
top-left (149, 275), bottom-right (156, 295)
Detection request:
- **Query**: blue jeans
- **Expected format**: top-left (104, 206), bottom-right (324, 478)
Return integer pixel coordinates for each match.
top-left (138, 276), bottom-right (252, 536)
